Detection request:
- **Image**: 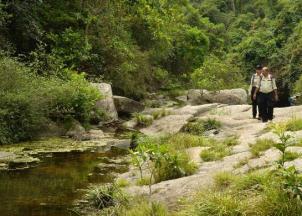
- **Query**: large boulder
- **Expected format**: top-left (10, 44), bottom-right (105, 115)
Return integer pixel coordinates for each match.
top-left (187, 88), bottom-right (247, 105)
top-left (66, 121), bottom-right (90, 141)
top-left (92, 83), bottom-right (118, 121)
top-left (113, 96), bottom-right (145, 115)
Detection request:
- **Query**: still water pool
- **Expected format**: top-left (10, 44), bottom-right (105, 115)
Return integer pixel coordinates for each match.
top-left (0, 149), bottom-right (128, 216)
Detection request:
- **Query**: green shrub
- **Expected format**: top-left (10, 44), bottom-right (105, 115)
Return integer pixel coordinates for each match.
top-left (190, 55), bottom-right (244, 91)
top-left (85, 184), bottom-right (128, 209)
top-left (0, 56), bottom-right (101, 144)
top-left (154, 152), bottom-right (197, 183)
top-left (130, 136), bottom-right (198, 189)
top-left (249, 139), bottom-right (276, 157)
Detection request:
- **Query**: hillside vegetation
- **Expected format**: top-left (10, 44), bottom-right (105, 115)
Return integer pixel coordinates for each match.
top-left (2, 0), bottom-right (302, 143)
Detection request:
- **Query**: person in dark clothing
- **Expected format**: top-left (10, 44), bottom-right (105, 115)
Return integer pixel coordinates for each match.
top-left (249, 65), bottom-right (262, 119)
top-left (253, 67), bottom-right (278, 122)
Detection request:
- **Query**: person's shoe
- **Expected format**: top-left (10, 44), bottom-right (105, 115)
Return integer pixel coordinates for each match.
top-left (257, 117), bottom-right (262, 120)
top-left (262, 119), bottom-right (268, 123)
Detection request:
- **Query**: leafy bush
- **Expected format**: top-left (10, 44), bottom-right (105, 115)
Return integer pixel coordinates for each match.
top-left (190, 55), bottom-right (244, 91)
top-left (129, 136), bottom-right (198, 194)
top-left (154, 151), bottom-right (197, 183)
top-left (0, 56), bottom-right (101, 144)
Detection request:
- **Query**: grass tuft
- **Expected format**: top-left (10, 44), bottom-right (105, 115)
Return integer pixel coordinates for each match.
top-left (200, 136), bottom-right (238, 162)
top-left (285, 118), bottom-right (302, 131)
top-left (85, 184), bottom-right (128, 209)
top-left (284, 151), bottom-right (301, 162)
top-left (249, 139), bottom-right (276, 157)
top-left (115, 178), bottom-right (130, 188)
top-left (214, 172), bottom-right (237, 190)
top-left (133, 113), bottom-right (154, 127)
top-left (182, 118), bottom-right (222, 135)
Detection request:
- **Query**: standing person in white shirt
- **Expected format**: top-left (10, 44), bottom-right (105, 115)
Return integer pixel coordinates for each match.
top-left (253, 67), bottom-right (278, 122)
top-left (249, 65), bottom-right (262, 119)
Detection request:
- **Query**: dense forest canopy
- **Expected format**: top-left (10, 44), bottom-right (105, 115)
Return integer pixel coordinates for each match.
top-left (1, 0), bottom-right (302, 143)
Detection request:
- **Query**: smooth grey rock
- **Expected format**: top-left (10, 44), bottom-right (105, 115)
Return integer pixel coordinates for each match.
top-left (92, 83), bottom-right (118, 121)
top-left (107, 139), bottom-right (131, 150)
top-left (187, 88), bottom-right (247, 105)
top-left (88, 129), bottom-right (104, 140)
top-left (0, 152), bottom-right (17, 162)
top-left (66, 121), bottom-right (89, 141)
top-left (113, 96), bottom-right (145, 114)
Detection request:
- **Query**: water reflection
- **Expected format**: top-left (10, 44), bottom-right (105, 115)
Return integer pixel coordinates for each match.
top-left (0, 149), bottom-right (128, 216)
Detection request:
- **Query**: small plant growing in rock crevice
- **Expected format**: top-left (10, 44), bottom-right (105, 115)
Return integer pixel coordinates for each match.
top-left (152, 108), bottom-right (171, 120)
top-left (249, 139), bottom-right (276, 158)
top-left (271, 123), bottom-right (302, 199)
top-left (200, 136), bottom-right (238, 162)
top-left (129, 137), bottom-right (197, 196)
top-left (182, 118), bottom-right (222, 136)
top-left (133, 113), bottom-right (154, 127)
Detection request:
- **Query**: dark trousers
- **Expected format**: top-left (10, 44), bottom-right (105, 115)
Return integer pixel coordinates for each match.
top-left (257, 92), bottom-right (274, 122)
top-left (251, 87), bottom-right (260, 118)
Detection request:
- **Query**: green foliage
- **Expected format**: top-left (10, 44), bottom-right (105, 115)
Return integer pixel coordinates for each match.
top-left (284, 151), bottom-right (301, 162)
top-left (165, 133), bottom-right (211, 150)
top-left (200, 136), bottom-right (238, 162)
top-left (191, 55), bottom-right (244, 91)
top-left (133, 113), bottom-right (154, 127)
top-left (214, 172), bottom-right (237, 190)
top-left (200, 144), bottom-right (231, 162)
top-left (249, 139), bottom-right (276, 157)
top-left (129, 135), bottom-right (198, 195)
top-left (177, 170), bottom-right (302, 216)
top-left (113, 198), bottom-right (168, 216)
top-left (85, 184), bottom-right (128, 209)
top-left (48, 28), bottom-right (92, 69)
top-left (285, 118), bottom-right (302, 131)
top-left (154, 151), bottom-right (197, 183)
top-left (0, 56), bottom-right (101, 144)
top-left (271, 123), bottom-right (294, 167)
top-left (279, 166), bottom-right (302, 199)
top-left (182, 118), bottom-right (222, 136)
top-left (115, 178), bottom-right (130, 188)
top-left (152, 109), bottom-right (171, 120)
